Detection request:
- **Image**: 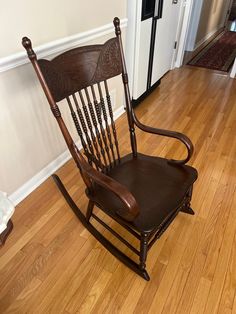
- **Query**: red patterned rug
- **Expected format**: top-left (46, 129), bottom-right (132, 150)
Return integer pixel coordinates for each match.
top-left (188, 31), bottom-right (236, 72)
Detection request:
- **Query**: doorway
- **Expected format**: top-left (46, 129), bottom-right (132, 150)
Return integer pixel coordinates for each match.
top-left (183, 0), bottom-right (235, 71)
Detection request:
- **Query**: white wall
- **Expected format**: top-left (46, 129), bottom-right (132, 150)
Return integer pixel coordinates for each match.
top-left (0, 0), bottom-right (126, 57)
top-left (0, 1), bottom-right (127, 202)
top-left (196, 0), bottom-right (229, 45)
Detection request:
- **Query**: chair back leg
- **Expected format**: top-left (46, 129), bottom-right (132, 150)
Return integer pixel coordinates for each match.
top-left (86, 200), bottom-right (94, 222)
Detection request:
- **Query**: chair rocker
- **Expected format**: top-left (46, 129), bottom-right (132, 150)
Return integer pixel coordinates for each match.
top-left (22, 17), bottom-right (198, 281)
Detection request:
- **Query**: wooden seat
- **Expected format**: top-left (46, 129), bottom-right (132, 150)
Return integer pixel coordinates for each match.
top-left (92, 153), bottom-right (197, 233)
top-left (22, 17), bottom-right (198, 281)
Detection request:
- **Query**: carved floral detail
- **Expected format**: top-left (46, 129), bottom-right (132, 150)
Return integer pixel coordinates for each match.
top-left (94, 38), bottom-right (122, 82)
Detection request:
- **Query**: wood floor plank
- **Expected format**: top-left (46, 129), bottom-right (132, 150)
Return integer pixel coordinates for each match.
top-left (161, 217), bottom-right (206, 314)
top-left (0, 199), bottom-right (65, 271)
top-left (217, 233), bottom-right (236, 313)
top-left (189, 277), bottom-right (212, 314)
top-left (203, 190), bottom-right (236, 314)
top-left (77, 269), bottom-right (112, 314)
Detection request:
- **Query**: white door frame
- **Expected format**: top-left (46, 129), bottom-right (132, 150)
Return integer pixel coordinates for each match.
top-left (230, 58), bottom-right (236, 78)
top-left (175, 0), bottom-right (194, 68)
top-left (126, 0), bottom-right (140, 98)
top-left (224, 0), bottom-right (234, 27)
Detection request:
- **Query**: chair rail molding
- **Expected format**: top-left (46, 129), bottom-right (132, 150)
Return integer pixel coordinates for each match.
top-left (0, 18), bottom-right (127, 73)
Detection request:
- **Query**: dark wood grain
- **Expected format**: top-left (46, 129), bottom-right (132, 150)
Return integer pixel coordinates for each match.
top-left (97, 82), bottom-right (117, 165)
top-left (104, 80), bottom-right (121, 162)
top-left (91, 85), bottom-right (112, 168)
top-left (37, 38), bottom-right (122, 102)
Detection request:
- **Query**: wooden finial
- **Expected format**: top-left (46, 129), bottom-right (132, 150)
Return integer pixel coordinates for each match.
top-left (22, 37), bottom-right (37, 60)
top-left (113, 17), bottom-right (121, 36)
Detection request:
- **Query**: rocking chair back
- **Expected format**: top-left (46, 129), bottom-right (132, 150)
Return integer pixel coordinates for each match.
top-left (22, 18), bottom-right (135, 177)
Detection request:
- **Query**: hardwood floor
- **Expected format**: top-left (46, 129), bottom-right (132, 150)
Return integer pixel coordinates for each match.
top-left (0, 66), bottom-right (236, 313)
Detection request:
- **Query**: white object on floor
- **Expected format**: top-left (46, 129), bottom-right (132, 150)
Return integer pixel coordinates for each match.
top-left (0, 191), bottom-right (15, 234)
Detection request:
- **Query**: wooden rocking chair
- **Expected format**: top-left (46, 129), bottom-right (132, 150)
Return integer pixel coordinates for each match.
top-left (22, 17), bottom-right (198, 281)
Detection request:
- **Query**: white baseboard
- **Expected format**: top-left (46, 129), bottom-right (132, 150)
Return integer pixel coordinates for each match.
top-left (9, 106), bottom-right (125, 205)
top-left (193, 25), bottom-right (224, 51)
top-left (0, 18), bottom-right (127, 73)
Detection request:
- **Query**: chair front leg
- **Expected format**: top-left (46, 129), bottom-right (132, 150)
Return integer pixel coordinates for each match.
top-left (139, 233), bottom-right (149, 271)
top-left (180, 185), bottom-right (195, 215)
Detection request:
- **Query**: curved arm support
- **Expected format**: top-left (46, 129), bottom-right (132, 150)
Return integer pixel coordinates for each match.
top-left (132, 111), bottom-right (194, 165)
top-left (80, 161), bottom-right (140, 222)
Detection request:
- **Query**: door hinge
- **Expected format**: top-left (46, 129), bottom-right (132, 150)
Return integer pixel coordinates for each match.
top-left (174, 41), bottom-right (177, 49)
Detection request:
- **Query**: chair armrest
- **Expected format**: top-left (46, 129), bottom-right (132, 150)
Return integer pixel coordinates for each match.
top-left (133, 112), bottom-right (194, 164)
top-left (82, 163), bottom-right (140, 222)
